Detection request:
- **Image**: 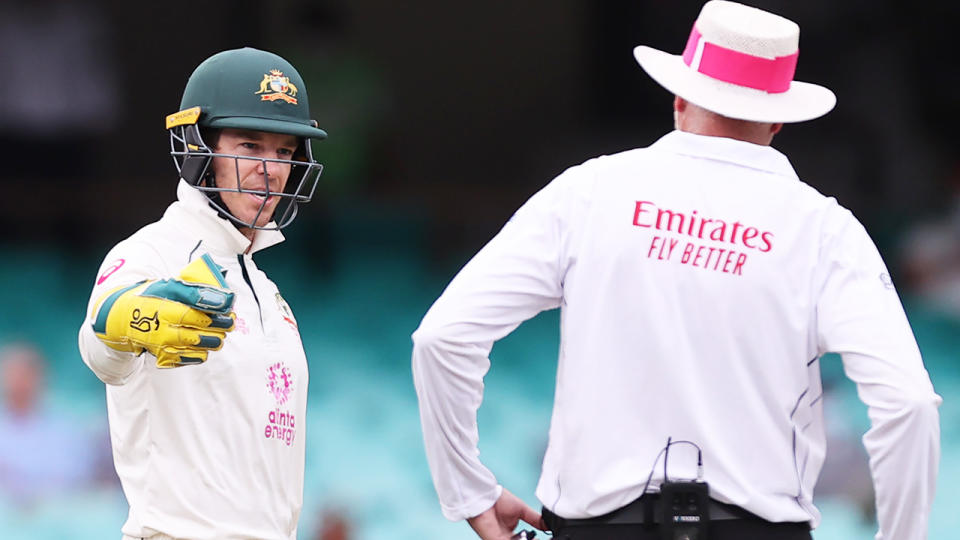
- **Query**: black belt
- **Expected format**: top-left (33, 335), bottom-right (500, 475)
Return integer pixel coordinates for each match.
top-left (543, 493), bottom-right (761, 531)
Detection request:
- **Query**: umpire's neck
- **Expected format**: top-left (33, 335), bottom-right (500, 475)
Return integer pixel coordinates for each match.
top-left (674, 96), bottom-right (783, 146)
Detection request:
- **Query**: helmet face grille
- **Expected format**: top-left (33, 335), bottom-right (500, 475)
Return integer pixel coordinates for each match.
top-left (169, 125), bottom-right (324, 231)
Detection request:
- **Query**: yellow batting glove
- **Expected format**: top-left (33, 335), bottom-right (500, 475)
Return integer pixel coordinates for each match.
top-left (91, 254), bottom-right (236, 368)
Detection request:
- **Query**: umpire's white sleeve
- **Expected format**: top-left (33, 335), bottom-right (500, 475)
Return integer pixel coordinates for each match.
top-left (815, 207), bottom-right (941, 540)
top-left (412, 171), bottom-right (577, 521)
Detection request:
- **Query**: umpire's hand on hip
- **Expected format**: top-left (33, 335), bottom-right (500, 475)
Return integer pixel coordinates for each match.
top-left (90, 254), bottom-right (236, 368)
top-left (467, 488), bottom-right (546, 540)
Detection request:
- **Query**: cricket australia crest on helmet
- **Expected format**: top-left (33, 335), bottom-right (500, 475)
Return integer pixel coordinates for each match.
top-left (256, 69), bottom-right (298, 104)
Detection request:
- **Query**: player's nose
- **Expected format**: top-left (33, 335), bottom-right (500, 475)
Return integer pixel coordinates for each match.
top-left (258, 159), bottom-right (284, 183)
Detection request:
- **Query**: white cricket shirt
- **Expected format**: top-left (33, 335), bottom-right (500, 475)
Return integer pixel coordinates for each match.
top-left (79, 181), bottom-right (309, 540)
top-left (412, 131), bottom-right (941, 540)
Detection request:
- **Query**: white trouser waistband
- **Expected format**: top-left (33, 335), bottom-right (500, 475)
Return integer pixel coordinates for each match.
top-left (123, 534), bottom-right (178, 540)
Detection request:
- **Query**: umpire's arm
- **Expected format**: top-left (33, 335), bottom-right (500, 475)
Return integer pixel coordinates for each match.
top-left (412, 166), bottom-right (588, 522)
top-left (816, 206), bottom-right (941, 540)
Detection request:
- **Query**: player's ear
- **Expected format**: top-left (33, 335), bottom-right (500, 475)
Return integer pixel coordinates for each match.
top-left (199, 128), bottom-right (221, 151)
top-left (673, 96), bottom-right (688, 113)
top-left (293, 138), bottom-right (307, 162)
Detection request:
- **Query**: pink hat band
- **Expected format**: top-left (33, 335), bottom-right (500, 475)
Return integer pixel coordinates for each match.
top-left (681, 25), bottom-right (798, 94)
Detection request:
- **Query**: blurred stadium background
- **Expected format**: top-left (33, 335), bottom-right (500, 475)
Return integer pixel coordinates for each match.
top-left (0, 0), bottom-right (957, 538)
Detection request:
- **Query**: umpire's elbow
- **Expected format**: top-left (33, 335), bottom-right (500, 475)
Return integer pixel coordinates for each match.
top-left (890, 386), bottom-right (942, 420)
top-left (410, 324), bottom-right (450, 380)
top-left (411, 320), bottom-right (475, 366)
top-left (914, 389), bottom-right (942, 413)
top-left (411, 322), bottom-right (446, 354)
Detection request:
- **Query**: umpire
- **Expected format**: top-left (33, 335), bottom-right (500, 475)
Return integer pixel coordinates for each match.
top-left (411, 2), bottom-right (941, 540)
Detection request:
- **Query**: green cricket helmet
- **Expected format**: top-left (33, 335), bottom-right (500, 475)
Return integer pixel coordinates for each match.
top-left (167, 47), bottom-right (327, 230)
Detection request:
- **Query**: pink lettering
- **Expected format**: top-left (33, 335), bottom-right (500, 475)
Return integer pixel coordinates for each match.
top-left (648, 236), bottom-right (660, 258)
top-left (760, 232), bottom-right (774, 252)
top-left (733, 253), bottom-right (747, 275)
top-left (633, 201), bottom-right (655, 227)
top-left (692, 245), bottom-right (706, 267)
top-left (713, 249), bottom-right (726, 270)
top-left (722, 250), bottom-right (737, 273)
top-left (656, 208), bottom-right (686, 233)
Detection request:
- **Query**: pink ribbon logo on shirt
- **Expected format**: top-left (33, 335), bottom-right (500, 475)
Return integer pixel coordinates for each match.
top-left (96, 258), bottom-right (125, 285)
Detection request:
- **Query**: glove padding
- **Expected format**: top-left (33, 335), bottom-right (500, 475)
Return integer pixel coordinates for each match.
top-left (91, 254), bottom-right (236, 368)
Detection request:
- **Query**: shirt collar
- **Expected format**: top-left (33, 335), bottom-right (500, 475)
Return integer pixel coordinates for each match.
top-left (650, 130), bottom-right (799, 180)
top-left (165, 180), bottom-right (285, 256)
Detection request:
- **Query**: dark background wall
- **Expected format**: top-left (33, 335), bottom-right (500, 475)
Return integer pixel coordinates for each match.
top-left (2, 0), bottom-right (957, 271)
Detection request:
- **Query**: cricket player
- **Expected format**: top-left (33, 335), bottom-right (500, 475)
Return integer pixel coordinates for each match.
top-left (78, 47), bottom-right (326, 540)
top-left (412, 2), bottom-right (941, 540)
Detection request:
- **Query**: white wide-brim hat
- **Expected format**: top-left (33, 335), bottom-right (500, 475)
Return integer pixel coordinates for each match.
top-left (634, 0), bottom-right (836, 123)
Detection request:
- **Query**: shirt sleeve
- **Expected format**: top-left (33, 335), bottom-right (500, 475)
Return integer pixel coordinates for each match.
top-left (78, 239), bottom-right (168, 385)
top-left (815, 205), bottom-right (941, 540)
top-left (411, 167), bottom-right (587, 521)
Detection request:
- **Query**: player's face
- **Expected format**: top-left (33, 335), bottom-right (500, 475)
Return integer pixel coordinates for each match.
top-left (211, 128), bottom-right (299, 229)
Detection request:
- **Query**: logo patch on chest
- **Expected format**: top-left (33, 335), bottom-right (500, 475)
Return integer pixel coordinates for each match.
top-left (275, 292), bottom-right (298, 330)
top-left (264, 361), bottom-right (296, 446)
top-left (266, 361), bottom-right (293, 405)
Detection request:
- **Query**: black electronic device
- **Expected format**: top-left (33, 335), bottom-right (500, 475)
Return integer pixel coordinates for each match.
top-left (659, 480), bottom-right (709, 540)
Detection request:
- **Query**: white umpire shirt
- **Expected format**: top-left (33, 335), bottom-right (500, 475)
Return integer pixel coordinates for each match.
top-left (79, 180), bottom-right (309, 540)
top-left (412, 130), bottom-right (941, 540)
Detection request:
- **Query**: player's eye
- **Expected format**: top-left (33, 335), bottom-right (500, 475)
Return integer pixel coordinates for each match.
top-left (240, 142), bottom-right (258, 151)
top-left (278, 148), bottom-right (295, 157)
